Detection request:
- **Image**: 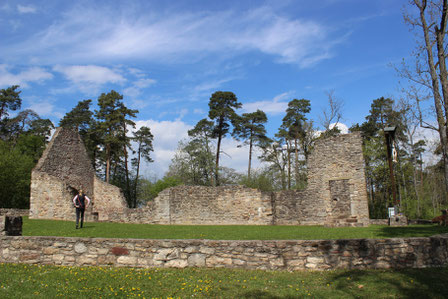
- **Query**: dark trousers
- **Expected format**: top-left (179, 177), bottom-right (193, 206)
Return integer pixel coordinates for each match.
top-left (75, 207), bottom-right (85, 228)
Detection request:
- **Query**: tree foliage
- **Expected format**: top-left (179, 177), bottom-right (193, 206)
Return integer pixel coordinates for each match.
top-left (208, 91), bottom-right (242, 185)
top-left (0, 86), bottom-right (54, 208)
top-left (232, 109), bottom-right (268, 179)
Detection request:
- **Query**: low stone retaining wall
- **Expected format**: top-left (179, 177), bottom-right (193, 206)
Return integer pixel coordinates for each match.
top-left (1, 234), bottom-right (447, 270)
top-left (0, 209), bottom-right (29, 217)
top-left (370, 219), bottom-right (388, 225)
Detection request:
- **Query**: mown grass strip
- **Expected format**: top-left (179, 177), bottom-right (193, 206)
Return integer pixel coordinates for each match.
top-left (23, 217), bottom-right (448, 240)
top-left (1, 263), bottom-right (447, 298)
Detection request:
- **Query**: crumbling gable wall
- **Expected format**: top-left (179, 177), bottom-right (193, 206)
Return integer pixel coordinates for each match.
top-left (30, 127), bottom-right (127, 221)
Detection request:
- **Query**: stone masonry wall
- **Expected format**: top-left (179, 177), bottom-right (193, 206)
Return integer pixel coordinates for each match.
top-left (305, 132), bottom-right (370, 226)
top-left (1, 234), bottom-right (447, 270)
top-left (0, 209), bottom-right (29, 217)
top-left (30, 171), bottom-right (77, 220)
top-left (272, 190), bottom-right (304, 225)
top-left (92, 177), bottom-right (128, 222)
top-left (30, 129), bottom-right (369, 226)
top-left (168, 186), bottom-right (273, 225)
top-left (30, 127), bottom-right (128, 222)
top-left (33, 127), bottom-right (95, 196)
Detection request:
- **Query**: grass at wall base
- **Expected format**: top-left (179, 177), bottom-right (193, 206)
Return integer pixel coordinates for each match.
top-left (23, 217), bottom-right (448, 240)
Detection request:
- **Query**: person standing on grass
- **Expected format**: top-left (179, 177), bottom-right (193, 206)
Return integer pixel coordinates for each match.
top-left (73, 189), bottom-right (90, 229)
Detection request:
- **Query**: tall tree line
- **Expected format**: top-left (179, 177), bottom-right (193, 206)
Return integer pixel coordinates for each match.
top-left (0, 86), bottom-right (54, 208)
top-left (59, 90), bottom-right (154, 208)
top-left (167, 91), bottom-right (318, 191)
top-left (350, 96), bottom-right (446, 219)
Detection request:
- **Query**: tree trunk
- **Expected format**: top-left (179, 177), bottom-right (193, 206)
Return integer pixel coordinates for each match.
top-left (287, 140), bottom-right (291, 190)
top-left (294, 138), bottom-right (299, 187)
top-left (418, 0), bottom-right (448, 195)
top-left (106, 143), bottom-right (111, 183)
top-left (123, 143), bottom-right (131, 206)
top-left (215, 134), bottom-right (222, 186)
top-left (248, 137), bottom-right (253, 179)
top-left (134, 144), bottom-right (141, 206)
top-left (205, 136), bottom-right (214, 186)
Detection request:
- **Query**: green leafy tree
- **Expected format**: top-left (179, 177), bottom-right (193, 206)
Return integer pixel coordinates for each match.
top-left (0, 140), bottom-right (35, 208)
top-left (239, 167), bottom-right (276, 192)
top-left (351, 97), bottom-right (415, 218)
top-left (59, 99), bottom-right (101, 167)
top-left (281, 99), bottom-right (311, 186)
top-left (147, 176), bottom-right (183, 200)
top-left (259, 135), bottom-right (288, 190)
top-left (188, 118), bottom-right (215, 185)
top-left (59, 99), bottom-right (94, 134)
top-left (167, 139), bottom-right (215, 186)
top-left (208, 91), bottom-right (242, 185)
top-left (232, 110), bottom-right (268, 179)
top-left (94, 90), bottom-right (137, 184)
top-left (0, 85), bottom-right (21, 121)
top-left (131, 126), bottom-right (154, 207)
top-left (117, 102), bottom-right (138, 206)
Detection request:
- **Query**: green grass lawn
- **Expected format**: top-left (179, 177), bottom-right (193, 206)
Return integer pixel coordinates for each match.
top-left (1, 263), bottom-right (447, 298)
top-left (11, 220), bottom-right (448, 298)
top-left (23, 217), bottom-right (448, 240)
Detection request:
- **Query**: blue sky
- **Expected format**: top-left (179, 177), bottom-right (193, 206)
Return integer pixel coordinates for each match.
top-left (0, 0), bottom-right (420, 177)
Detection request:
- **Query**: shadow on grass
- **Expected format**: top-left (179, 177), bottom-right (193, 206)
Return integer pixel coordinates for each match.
top-left (376, 225), bottom-right (448, 238)
top-left (327, 268), bottom-right (448, 298)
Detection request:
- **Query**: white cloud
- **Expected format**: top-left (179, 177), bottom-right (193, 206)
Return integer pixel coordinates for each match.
top-left (132, 119), bottom-right (262, 177)
top-left (53, 65), bottom-right (126, 94)
top-left (329, 122), bottom-right (349, 134)
top-left (193, 78), bottom-right (237, 94)
top-left (6, 4), bottom-right (343, 67)
top-left (193, 108), bottom-right (205, 115)
top-left (0, 64), bottom-right (53, 88)
top-left (220, 138), bottom-right (263, 173)
top-left (123, 77), bottom-right (156, 98)
top-left (243, 91), bottom-right (294, 115)
top-left (53, 65), bottom-right (125, 85)
top-left (134, 119), bottom-right (192, 178)
top-left (134, 78), bottom-right (156, 88)
top-left (176, 108), bottom-right (188, 121)
top-left (17, 4), bottom-right (36, 14)
top-left (25, 97), bottom-right (64, 119)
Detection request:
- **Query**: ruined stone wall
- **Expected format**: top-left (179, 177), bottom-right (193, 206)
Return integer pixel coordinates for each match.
top-left (167, 186), bottom-right (273, 225)
top-left (0, 209), bottom-right (29, 217)
top-left (29, 172), bottom-right (76, 220)
top-left (30, 129), bottom-right (369, 226)
top-left (30, 127), bottom-right (128, 221)
top-left (33, 128), bottom-right (95, 196)
top-left (2, 234), bottom-right (447, 270)
top-left (92, 177), bottom-right (128, 221)
top-left (305, 132), bottom-right (370, 226)
top-left (272, 190), bottom-right (304, 225)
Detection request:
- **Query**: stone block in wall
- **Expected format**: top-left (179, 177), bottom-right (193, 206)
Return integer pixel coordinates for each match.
top-left (0, 216), bottom-right (22, 236)
top-left (1, 235), bottom-right (447, 270)
top-left (389, 215), bottom-right (408, 226)
top-left (0, 209), bottom-right (30, 217)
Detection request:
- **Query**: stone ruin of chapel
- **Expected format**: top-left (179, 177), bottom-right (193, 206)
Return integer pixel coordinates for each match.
top-left (30, 127), bottom-right (370, 226)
